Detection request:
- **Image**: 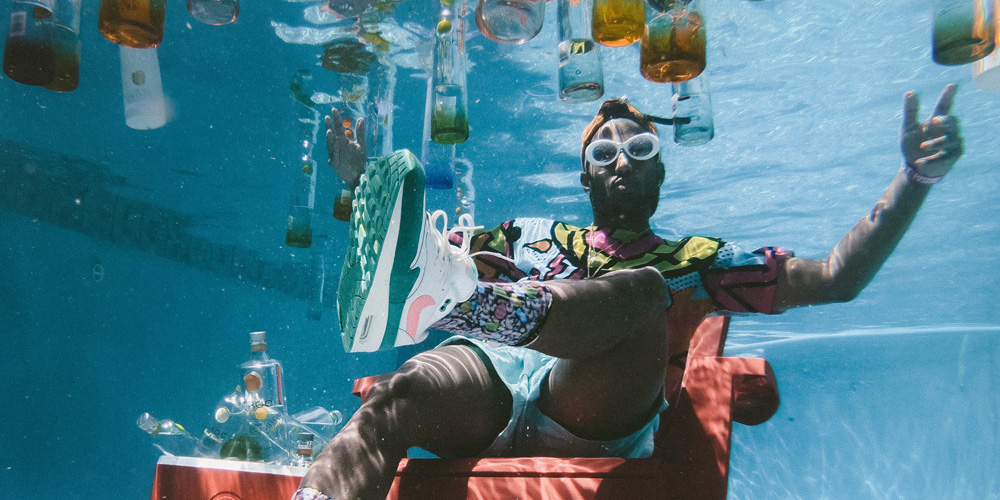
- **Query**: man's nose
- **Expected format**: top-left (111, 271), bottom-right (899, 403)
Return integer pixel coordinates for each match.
top-left (614, 152), bottom-right (632, 175)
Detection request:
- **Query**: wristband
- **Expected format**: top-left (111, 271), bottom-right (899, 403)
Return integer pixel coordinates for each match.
top-left (903, 162), bottom-right (943, 185)
top-left (292, 487), bottom-right (332, 500)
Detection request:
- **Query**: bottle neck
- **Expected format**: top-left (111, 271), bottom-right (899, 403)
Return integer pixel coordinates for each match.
top-left (250, 342), bottom-right (269, 361)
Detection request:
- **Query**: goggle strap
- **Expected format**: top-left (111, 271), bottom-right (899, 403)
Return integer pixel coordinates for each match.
top-left (645, 114), bottom-right (691, 125)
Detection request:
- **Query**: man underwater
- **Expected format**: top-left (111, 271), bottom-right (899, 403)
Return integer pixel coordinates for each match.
top-left (295, 85), bottom-right (964, 500)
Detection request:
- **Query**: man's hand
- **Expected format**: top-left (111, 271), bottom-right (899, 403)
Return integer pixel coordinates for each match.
top-left (901, 83), bottom-right (964, 179)
top-left (326, 108), bottom-right (367, 190)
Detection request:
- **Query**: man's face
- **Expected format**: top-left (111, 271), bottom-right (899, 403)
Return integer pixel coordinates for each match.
top-left (582, 118), bottom-right (665, 224)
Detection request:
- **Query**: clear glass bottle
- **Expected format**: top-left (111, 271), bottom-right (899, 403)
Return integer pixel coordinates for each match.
top-left (591, 0), bottom-right (644, 47)
top-left (286, 70), bottom-right (319, 248)
top-left (119, 46), bottom-right (167, 130)
top-left (3, 0), bottom-right (56, 86)
top-left (98, 0), bottom-right (166, 49)
top-left (43, 0), bottom-right (81, 92)
top-left (241, 331), bottom-right (286, 413)
top-left (671, 73), bottom-right (714, 146)
top-left (475, 0), bottom-right (545, 44)
top-left (187, 0), bottom-right (239, 26)
top-left (137, 412), bottom-right (219, 457)
top-left (431, 5), bottom-right (470, 145)
top-left (933, 0), bottom-right (996, 65)
top-left (641, 0), bottom-right (706, 83)
top-left (292, 432), bottom-right (316, 467)
top-left (557, 0), bottom-right (604, 103)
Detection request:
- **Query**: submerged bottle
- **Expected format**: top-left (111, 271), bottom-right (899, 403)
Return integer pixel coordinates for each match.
top-left (188, 0), bottom-right (239, 26)
top-left (292, 432), bottom-right (316, 467)
top-left (3, 0), bottom-right (56, 86)
top-left (591, 0), bottom-right (644, 47)
top-left (44, 0), bottom-right (82, 92)
top-left (119, 46), bottom-right (168, 130)
top-left (137, 413), bottom-right (220, 457)
top-left (671, 73), bottom-right (714, 146)
top-left (557, 0), bottom-right (604, 103)
top-left (641, 0), bottom-right (706, 83)
top-left (933, 0), bottom-right (996, 65)
top-left (973, 9), bottom-right (1000, 91)
top-left (431, 6), bottom-right (470, 145)
top-left (99, 0), bottom-right (166, 48)
top-left (287, 70), bottom-right (319, 248)
top-left (475, 0), bottom-right (545, 44)
top-left (242, 331), bottom-right (286, 413)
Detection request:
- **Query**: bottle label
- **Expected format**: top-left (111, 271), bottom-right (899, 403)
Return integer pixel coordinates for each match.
top-left (9, 11), bottom-right (27, 37)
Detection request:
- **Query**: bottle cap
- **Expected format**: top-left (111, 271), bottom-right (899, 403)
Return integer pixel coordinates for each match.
top-left (249, 331), bottom-right (267, 344)
top-left (244, 372), bottom-right (263, 392)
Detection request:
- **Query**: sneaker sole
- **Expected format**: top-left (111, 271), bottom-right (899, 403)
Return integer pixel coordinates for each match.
top-left (338, 150), bottom-right (426, 352)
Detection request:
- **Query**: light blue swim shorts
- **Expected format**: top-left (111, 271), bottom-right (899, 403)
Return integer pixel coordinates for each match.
top-left (442, 336), bottom-right (668, 458)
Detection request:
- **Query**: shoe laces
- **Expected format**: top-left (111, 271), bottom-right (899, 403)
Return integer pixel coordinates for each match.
top-left (428, 210), bottom-right (517, 264)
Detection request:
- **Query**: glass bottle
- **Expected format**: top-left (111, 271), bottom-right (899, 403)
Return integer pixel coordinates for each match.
top-left (287, 70), bottom-right (319, 248)
top-left (241, 331), bottom-right (286, 413)
top-left (188, 0), bottom-right (239, 26)
top-left (557, 0), bottom-right (604, 103)
top-left (933, 0), bottom-right (996, 65)
top-left (3, 0), bottom-right (56, 86)
top-left (973, 6), bottom-right (1000, 91)
top-left (475, 0), bottom-right (545, 44)
top-left (43, 0), bottom-right (81, 92)
top-left (292, 432), bottom-right (316, 467)
top-left (671, 73), bottom-right (714, 146)
top-left (98, 0), bottom-right (166, 49)
top-left (591, 0), bottom-right (644, 47)
top-left (431, 5), bottom-right (470, 145)
top-left (137, 413), bottom-right (219, 457)
top-left (641, 0), bottom-right (705, 83)
top-left (119, 46), bottom-right (167, 130)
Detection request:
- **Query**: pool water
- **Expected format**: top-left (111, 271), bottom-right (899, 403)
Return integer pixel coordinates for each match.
top-left (1, 1), bottom-right (998, 499)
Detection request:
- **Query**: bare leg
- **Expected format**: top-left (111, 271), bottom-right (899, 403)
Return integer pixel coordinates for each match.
top-left (299, 345), bottom-right (511, 500)
top-left (530, 267), bottom-right (673, 440)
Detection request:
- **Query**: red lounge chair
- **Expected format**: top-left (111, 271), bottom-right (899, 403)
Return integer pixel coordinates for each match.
top-left (150, 315), bottom-right (779, 500)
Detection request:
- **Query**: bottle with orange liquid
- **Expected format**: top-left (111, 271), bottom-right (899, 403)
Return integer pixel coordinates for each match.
top-left (3, 0), bottom-right (56, 86)
top-left (640, 0), bottom-right (705, 83)
top-left (98, 0), bottom-right (166, 49)
top-left (591, 0), bottom-right (644, 47)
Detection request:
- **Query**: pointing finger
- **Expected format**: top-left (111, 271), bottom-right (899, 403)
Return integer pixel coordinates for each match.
top-left (902, 91), bottom-right (920, 131)
top-left (932, 83), bottom-right (957, 117)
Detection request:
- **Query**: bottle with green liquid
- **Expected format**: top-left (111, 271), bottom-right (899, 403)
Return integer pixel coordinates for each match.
top-left (431, 3), bottom-right (470, 145)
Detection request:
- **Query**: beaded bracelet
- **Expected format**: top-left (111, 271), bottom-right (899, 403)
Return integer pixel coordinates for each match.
top-left (903, 162), bottom-right (943, 185)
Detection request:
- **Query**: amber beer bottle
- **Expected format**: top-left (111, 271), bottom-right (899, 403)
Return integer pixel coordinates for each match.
top-left (3, 0), bottom-right (56, 86)
top-left (640, 0), bottom-right (706, 83)
top-left (98, 0), bottom-right (166, 49)
top-left (591, 0), bottom-right (644, 47)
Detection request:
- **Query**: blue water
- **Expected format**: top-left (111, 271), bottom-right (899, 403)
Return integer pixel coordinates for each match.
top-left (1, 0), bottom-right (998, 499)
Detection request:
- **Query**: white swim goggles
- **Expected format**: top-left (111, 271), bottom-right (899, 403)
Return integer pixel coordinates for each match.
top-left (584, 133), bottom-right (661, 168)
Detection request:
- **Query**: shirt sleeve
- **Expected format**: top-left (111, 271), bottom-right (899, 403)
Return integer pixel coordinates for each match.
top-left (700, 242), bottom-right (793, 314)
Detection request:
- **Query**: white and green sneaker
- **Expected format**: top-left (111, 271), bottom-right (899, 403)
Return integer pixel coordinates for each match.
top-left (337, 150), bottom-right (479, 353)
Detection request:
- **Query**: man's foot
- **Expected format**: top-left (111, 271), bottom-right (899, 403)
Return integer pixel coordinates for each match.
top-left (337, 150), bottom-right (479, 353)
